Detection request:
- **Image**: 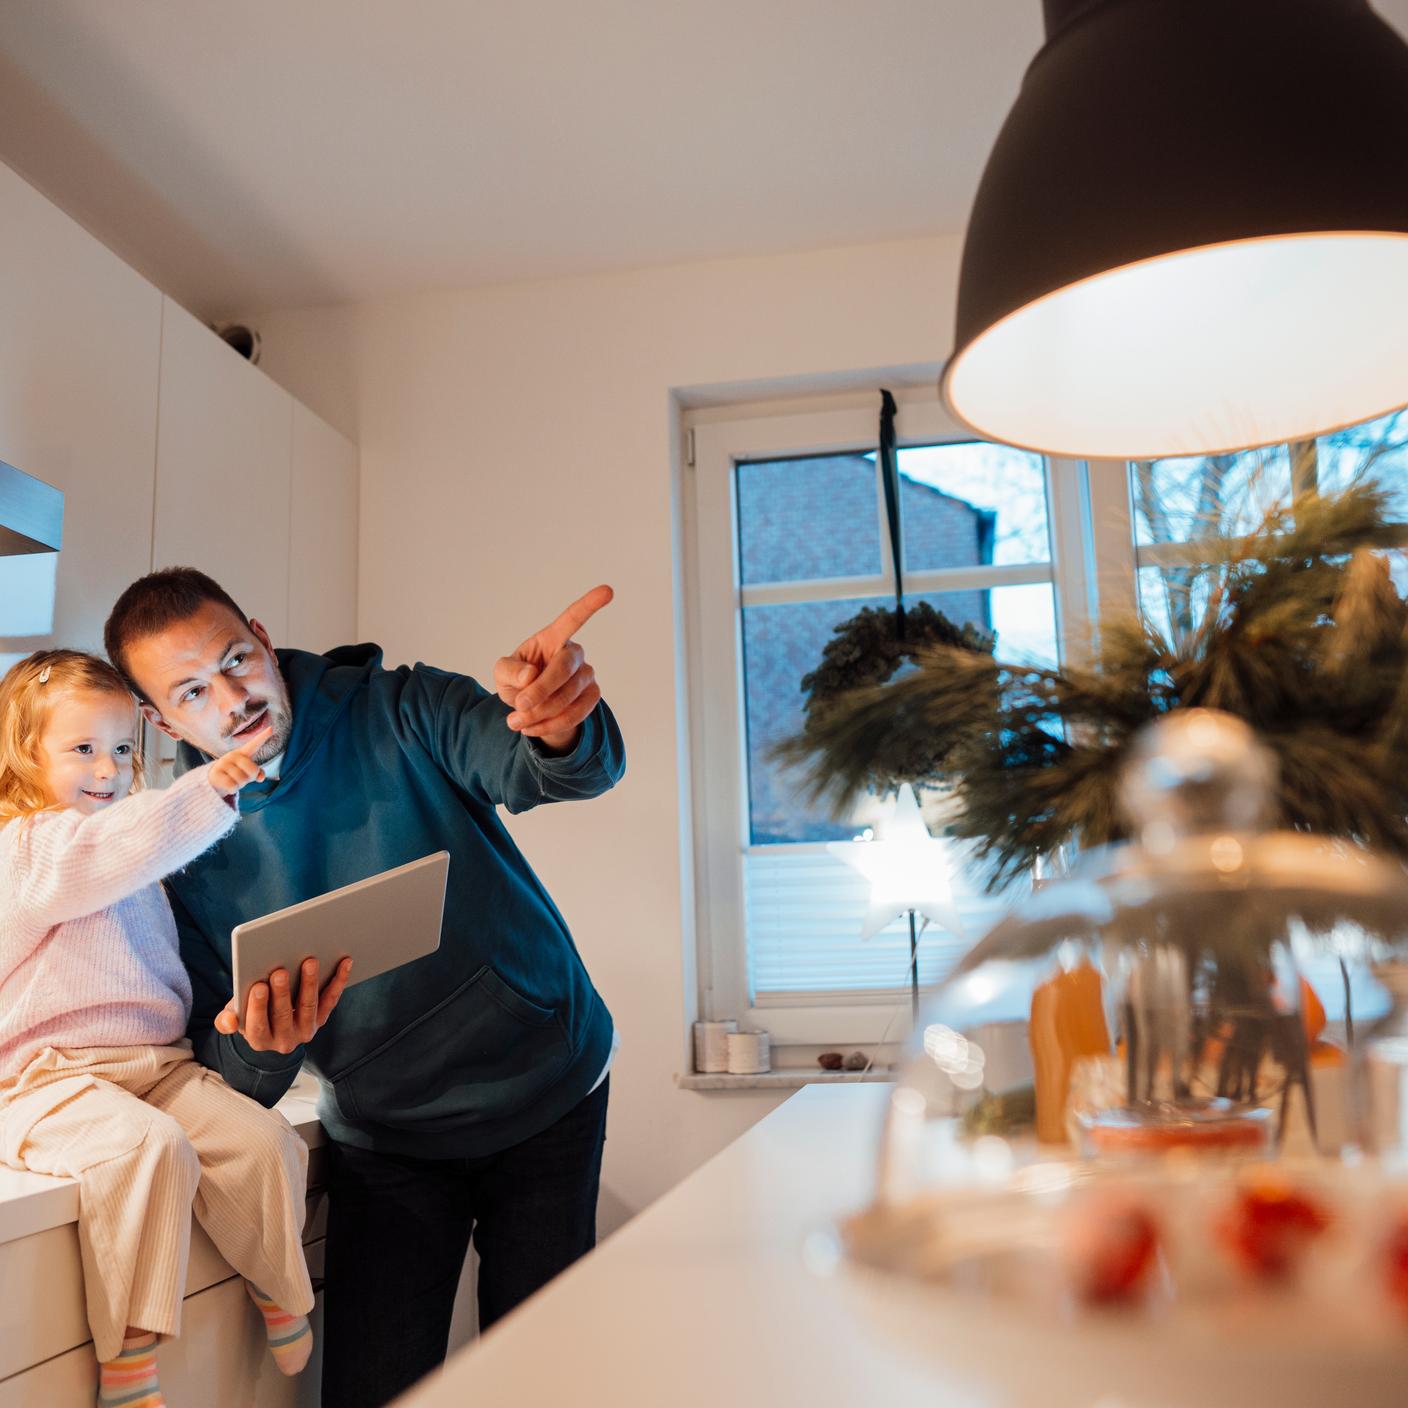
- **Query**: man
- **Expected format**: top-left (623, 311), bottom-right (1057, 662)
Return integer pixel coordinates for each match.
top-left (104, 568), bottom-right (624, 1408)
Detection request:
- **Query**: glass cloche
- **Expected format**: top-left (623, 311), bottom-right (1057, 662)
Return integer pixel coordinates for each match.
top-left (836, 711), bottom-right (1408, 1398)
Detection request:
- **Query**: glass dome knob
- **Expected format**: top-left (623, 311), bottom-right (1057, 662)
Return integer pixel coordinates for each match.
top-left (1119, 709), bottom-right (1277, 850)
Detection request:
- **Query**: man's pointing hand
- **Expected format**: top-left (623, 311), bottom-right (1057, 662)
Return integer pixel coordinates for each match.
top-left (494, 585), bottom-right (613, 754)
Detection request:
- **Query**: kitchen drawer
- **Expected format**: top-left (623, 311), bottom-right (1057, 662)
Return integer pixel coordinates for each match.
top-left (0, 1278), bottom-right (323, 1407)
top-left (0, 1191), bottom-right (325, 1383)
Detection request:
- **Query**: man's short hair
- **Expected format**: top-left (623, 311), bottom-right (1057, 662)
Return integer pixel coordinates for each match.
top-left (105, 567), bottom-right (251, 703)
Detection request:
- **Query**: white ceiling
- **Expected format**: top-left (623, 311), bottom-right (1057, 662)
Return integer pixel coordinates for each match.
top-left (0, 1), bottom-right (1405, 324)
top-left (0, 1), bottom-right (1042, 320)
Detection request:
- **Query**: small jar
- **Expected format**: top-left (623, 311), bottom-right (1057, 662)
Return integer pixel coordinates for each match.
top-left (1361, 961), bottom-right (1408, 1154)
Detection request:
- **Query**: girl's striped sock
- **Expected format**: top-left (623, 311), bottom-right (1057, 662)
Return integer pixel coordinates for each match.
top-left (245, 1282), bottom-right (313, 1376)
top-left (97, 1330), bottom-right (164, 1407)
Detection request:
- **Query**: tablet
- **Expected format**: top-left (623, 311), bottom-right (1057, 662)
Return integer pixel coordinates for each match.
top-left (230, 851), bottom-right (450, 1014)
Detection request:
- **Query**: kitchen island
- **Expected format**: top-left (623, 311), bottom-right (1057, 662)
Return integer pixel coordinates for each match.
top-left (396, 1083), bottom-right (940, 1408)
top-left (396, 1081), bottom-right (1407, 1408)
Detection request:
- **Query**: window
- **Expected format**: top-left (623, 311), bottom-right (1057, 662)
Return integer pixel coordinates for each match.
top-left (1131, 408), bottom-right (1408, 640)
top-left (685, 397), bottom-right (1101, 1045)
top-left (1123, 409), bottom-right (1408, 1031)
top-left (1131, 441), bottom-right (1293, 644)
top-left (0, 552), bottom-right (59, 678)
top-left (686, 390), bottom-right (1408, 1053)
top-left (1315, 408), bottom-right (1408, 512)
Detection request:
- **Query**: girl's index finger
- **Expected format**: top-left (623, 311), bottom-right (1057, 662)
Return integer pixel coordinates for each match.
top-left (233, 724), bottom-right (274, 757)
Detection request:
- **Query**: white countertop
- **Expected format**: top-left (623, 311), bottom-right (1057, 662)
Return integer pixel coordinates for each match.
top-left (0, 1072), bottom-right (324, 1248)
top-left (397, 1083), bottom-right (943, 1408)
top-left (395, 1082), bottom-right (1408, 1408)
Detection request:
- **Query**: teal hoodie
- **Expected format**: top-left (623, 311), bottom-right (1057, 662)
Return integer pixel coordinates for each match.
top-left (167, 643), bottom-right (623, 1159)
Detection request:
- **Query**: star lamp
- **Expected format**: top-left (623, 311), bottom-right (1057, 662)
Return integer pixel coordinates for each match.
top-left (828, 784), bottom-right (965, 944)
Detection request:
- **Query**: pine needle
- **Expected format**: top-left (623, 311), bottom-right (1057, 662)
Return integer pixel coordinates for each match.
top-left (777, 480), bottom-right (1408, 890)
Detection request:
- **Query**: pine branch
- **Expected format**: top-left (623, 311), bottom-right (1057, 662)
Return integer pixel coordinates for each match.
top-left (780, 478), bottom-right (1408, 890)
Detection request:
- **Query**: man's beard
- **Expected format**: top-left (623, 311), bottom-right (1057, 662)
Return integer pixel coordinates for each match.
top-left (223, 699), bottom-right (292, 763)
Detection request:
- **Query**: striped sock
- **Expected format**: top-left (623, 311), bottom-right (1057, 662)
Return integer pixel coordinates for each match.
top-left (245, 1283), bottom-right (313, 1376)
top-left (97, 1331), bottom-right (164, 1407)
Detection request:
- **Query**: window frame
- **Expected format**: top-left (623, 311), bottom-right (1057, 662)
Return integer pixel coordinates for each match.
top-left (682, 392), bottom-right (1132, 1047)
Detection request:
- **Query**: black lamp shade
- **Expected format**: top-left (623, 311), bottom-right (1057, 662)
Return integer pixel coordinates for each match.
top-left (941, 0), bottom-right (1408, 459)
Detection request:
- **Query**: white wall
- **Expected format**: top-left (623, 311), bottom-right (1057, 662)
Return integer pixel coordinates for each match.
top-left (247, 233), bottom-right (966, 1228)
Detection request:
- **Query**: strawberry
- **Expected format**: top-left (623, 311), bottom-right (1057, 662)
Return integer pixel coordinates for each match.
top-left (1218, 1178), bottom-right (1330, 1281)
top-left (1075, 1202), bottom-right (1160, 1305)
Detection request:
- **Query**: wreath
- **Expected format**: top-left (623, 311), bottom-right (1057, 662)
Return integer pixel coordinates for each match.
top-left (795, 601), bottom-right (995, 797)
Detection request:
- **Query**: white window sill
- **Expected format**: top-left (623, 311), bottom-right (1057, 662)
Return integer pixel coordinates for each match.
top-left (676, 1069), bottom-right (895, 1092)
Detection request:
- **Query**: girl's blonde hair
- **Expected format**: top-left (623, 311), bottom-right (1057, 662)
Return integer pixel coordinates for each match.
top-left (0, 650), bottom-right (145, 823)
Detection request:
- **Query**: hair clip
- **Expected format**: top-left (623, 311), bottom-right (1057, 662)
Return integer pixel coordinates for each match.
top-left (37, 666), bottom-right (51, 684)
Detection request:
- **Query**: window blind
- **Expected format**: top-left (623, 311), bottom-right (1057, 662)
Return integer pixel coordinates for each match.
top-left (743, 844), bottom-right (1022, 1000)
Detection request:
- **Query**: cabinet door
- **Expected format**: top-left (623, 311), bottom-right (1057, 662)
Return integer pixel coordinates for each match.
top-left (0, 1281), bottom-right (323, 1408)
top-left (0, 1194), bottom-right (326, 1382)
top-left (0, 159), bottom-right (162, 671)
top-left (288, 404), bottom-right (359, 653)
top-left (152, 297), bottom-right (292, 641)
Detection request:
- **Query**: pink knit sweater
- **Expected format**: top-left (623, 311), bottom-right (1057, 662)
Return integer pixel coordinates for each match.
top-left (0, 766), bottom-right (238, 1079)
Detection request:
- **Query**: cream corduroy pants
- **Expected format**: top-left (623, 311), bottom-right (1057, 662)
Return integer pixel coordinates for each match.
top-left (0, 1041), bottom-right (313, 1363)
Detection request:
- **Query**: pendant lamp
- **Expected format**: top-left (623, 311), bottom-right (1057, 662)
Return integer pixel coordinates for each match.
top-left (940, 0), bottom-right (1408, 460)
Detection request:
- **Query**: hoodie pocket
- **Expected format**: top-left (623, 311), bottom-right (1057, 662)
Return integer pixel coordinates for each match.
top-left (330, 965), bottom-right (571, 1133)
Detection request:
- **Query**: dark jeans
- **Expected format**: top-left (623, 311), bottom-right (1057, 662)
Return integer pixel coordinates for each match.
top-left (320, 1077), bottom-right (609, 1408)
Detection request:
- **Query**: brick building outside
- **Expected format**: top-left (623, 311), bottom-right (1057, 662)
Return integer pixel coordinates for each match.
top-left (737, 453), bottom-right (996, 844)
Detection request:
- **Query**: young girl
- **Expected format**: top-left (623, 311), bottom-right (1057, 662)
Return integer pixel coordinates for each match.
top-left (0, 650), bottom-right (315, 1407)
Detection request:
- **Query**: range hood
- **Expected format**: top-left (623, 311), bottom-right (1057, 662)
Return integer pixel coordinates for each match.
top-left (0, 461), bottom-right (62, 556)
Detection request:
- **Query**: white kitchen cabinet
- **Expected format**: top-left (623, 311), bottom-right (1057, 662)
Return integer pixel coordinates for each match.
top-left (0, 160), bottom-right (162, 665)
top-left (151, 302), bottom-right (294, 644)
top-left (288, 402), bottom-right (359, 653)
top-left (0, 157), bottom-right (359, 686)
top-left (152, 296), bottom-right (295, 641)
top-left (149, 296), bottom-right (361, 660)
top-left (0, 1084), bottom-right (326, 1408)
top-left (0, 1282), bottom-right (323, 1408)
